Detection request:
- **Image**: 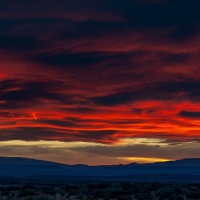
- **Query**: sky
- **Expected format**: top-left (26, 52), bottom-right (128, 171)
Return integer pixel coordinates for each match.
top-left (0, 0), bottom-right (200, 165)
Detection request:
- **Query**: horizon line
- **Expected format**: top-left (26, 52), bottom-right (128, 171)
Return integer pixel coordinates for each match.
top-left (1, 156), bottom-right (200, 166)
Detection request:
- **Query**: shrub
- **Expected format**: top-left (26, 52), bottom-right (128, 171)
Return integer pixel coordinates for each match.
top-left (155, 186), bottom-right (174, 199)
top-left (175, 195), bottom-right (184, 200)
top-left (186, 191), bottom-right (200, 199)
top-left (134, 192), bottom-right (152, 200)
top-left (103, 187), bottom-right (125, 199)
top-left (26, 196), bottom-right (35, 200)
top-left (95, 183), bottom-right (110, 189)
top-left (125, 188), bottom-right (135, 195)
top-left (119, 182), bottom-right (132, 191)
top-left (117, 195), bottom-right (132, 200)
top-left (89, 189), bottom-right (103, 197)
top-left (111, 187), bottom-right (125, 197)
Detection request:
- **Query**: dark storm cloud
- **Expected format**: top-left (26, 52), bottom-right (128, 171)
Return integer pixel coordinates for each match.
top-left (167, 24), bottom-right (199, 41)
top-left (91, 88), bottom-right (171, 106)
top-left (1, 1), bottom-right (199, 44)
top-left (60, 20), bottom-right (126, 39)
top-left (157, 81), bottom-right (200, 93)
top-left (0, 79), bottom-right (19, 91)
top-left (179, 111), bottom-right (200, 119)
top-left (0, 0), bottom-right (199, 73)
top-left (39, 119), bottom-right (77, 127)
top-left (34, 52), bottom-right (127, 69)
top-left (0, 79), bottom-right (74, 109)
top-left (92, 92), bottom-right (134, 106)
top-left (157, 81), bottom-right (200, 102)
top-left (0, 112), bottom-right (29, 119)
top-left (81, 130), bottom-right (117, 140)
top-left (0, 127), bottom-right (76, 141)
top-left (66, 107), bottom-right (97, 114)
top-left (0, 35), bottom-right (41, 51)
top-left (90, 91), bottom-right (149, 107)
top-left (132, 109), bottom-right (144, 114)
top-left (103, 0), bottom-right (200, 27)
top-left (63, 116), bottom-right (146, 126)
top-left (158, 52), bottom-right (190, 65)
top-left (108, 119), bottom-right (146, 125)
top-left (0, 126), bottom-right (118, 143)
top-left (91, 79), bottom-right (200, 106)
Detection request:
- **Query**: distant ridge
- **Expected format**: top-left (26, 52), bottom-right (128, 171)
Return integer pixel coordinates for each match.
top-left (1, 157), bottom-right (200, 166)
top-left (0, 157), bottom-right (65, 166)
top-left (148, 158), bottom-right (200, 166)
top-left (1, 157), bottom-right (200, 180)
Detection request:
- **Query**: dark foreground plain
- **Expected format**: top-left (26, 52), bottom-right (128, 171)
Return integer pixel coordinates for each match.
top-left (1, 157), bottom-right (200, 199)
top-left (0, 179), bottom-right (200, 200)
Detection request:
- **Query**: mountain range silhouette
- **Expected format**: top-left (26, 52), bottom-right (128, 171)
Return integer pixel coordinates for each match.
top-left (1, 157), bottom-right (200, 181)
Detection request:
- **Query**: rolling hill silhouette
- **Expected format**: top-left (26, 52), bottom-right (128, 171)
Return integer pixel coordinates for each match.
top-left (1, 157), bottom-right (200, 181)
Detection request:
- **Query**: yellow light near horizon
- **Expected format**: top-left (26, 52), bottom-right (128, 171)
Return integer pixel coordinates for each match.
top-left (122, 157), bottom-right (170, 163)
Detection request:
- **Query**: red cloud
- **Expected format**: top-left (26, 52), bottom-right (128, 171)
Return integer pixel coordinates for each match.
top-left (0, 0), bottom-right (200, 151)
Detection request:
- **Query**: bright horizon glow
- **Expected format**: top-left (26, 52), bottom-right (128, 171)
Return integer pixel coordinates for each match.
top-left (0, 140), bottom-right (198, 165)
top-left (122, 157), bottom-right (171, 163)
top-left (0, 156), bottom-right (172, 165)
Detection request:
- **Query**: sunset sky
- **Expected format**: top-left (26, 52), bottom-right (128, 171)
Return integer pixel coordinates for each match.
top-left (0, 0), bottom-right (200, 165)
